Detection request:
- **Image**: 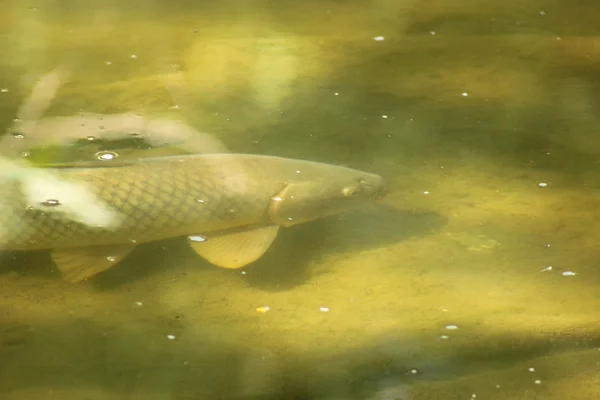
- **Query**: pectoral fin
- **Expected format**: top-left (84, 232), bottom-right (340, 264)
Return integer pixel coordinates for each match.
top-left (51, 244), bottom-right (135, 282)
top-left (188, 226), bottom-right (279, 269)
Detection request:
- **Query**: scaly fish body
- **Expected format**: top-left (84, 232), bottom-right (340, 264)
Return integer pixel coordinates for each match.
top-left (0, 154), bottom-right (386, 281)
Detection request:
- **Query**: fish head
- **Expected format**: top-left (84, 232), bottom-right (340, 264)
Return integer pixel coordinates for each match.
top-left (266, 160), bottom-right (386, 227)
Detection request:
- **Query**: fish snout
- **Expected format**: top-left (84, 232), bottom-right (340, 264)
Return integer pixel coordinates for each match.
top-left (357, 174), bottom-right (387, 201)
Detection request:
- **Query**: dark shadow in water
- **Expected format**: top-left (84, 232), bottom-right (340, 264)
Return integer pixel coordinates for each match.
top-left (1, 317), bottom-right (599, 400)
top-left (1, 205), bottom-right (446, 291)
top-left (239, 205), bottom-right (447, 291)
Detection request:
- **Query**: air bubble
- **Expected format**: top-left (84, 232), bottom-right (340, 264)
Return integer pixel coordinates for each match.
top-left (41, 199), bottom-right (61, 207)
top-left (96, 150), bottom-right (118, 161)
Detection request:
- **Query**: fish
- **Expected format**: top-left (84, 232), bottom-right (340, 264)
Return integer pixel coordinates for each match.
top-left (0, 153), bottom-right (386, 282)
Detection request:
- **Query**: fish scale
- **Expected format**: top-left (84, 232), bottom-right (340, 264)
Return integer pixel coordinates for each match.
top-left (0, 155), bottom-right (271, 251)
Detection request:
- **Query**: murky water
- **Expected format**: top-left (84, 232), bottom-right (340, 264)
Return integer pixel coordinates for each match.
top-left (1, 1), bottom-right (600, 399)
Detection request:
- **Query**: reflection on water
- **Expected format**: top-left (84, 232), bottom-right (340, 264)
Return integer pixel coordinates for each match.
top-left (1, 0), bottom-right (600, 399)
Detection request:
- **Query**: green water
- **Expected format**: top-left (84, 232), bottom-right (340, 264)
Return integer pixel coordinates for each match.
top-left (1, 1), bottom-right (600, 399)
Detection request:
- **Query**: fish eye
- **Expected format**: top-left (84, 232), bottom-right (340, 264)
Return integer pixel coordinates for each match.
top-left (342, 186), bottom-right (360, 197)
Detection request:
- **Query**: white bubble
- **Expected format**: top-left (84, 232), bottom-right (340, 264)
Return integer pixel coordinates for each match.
top-left (41, 199), bottom-right (61, 207)
top-left (96, 151), bottom-right (118, 161)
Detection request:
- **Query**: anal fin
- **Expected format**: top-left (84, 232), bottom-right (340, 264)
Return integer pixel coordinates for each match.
top-left (188, 226), bottom-right (279, 269)
top-left (51, 244), bottom-right (135, 282)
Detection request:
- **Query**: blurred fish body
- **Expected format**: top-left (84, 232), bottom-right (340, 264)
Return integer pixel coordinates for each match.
top-left (0, 153), bottom-right (386, 282)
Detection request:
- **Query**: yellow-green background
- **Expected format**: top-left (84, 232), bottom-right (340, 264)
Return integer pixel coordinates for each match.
top-left (1, 1), bottom-right (599, 399)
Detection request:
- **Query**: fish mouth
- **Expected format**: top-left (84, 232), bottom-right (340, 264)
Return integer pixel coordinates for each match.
top-left (376, 184), bottom-right (388, 200)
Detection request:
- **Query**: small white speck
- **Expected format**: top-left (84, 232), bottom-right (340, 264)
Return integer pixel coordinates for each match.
top-left (471, 395), bottom-right (477, 399)
top-left (410, 369), bottom-right (419, 374)
top-left (241, 271), bottom-right (246, 275)
top-left (287, 217), bottom-right (293, 221)
top-left (130, 54), bottom-right (137, 59)
top-left (562, 271), bottom-right (577, 276)
top-left (462, 92), bottom-right (469, 97)
top-left (106, 256), bottom-right (116, 262)
top-left (430, 31), bottom-right (436, 35)
top-left (534, 380), bottom-right (542, 385)
top-left (381, 115), bottom-right (388, 119)
top-left (105, 61), bottom-right (112, 65)
top-left (167, 334), bottom-right (176, 340)
top-left (295, 170), bottom-right (301, 174)
top-left (495, 384), bottom-right (501, 389)
top-left (528, 367), bottom-right (535, 372)
top-left (271, 196), bottom-right (283, 202)
top-left (189, 235), bottom-right (206, 243)
top-left (440, 335), bottom-right (449, 339)
top-left (540, 266), bottom-right (552, 272)
top-left (0, 88), bottom-right (8, 93)
top-left (319, 307), bottom-right (330, 312)
top-left (334, 92), bottom-right (339, 96)
top-left (423, 191), bottom-right (429, 195)
top-left (445, 324), bottom-right (459, 330)
top-left (556, 37), bottom-right (562, 41)
top-left (538, 182), bottom-right (548, 187)
top-left (373, 36), bottom-right (385, 41)
top-left (170, 105), bottom-right (180, 109)
top-left (539, 10), bottom-right (546, 16)
top-left (134, 301), bottom-right (143, 307)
